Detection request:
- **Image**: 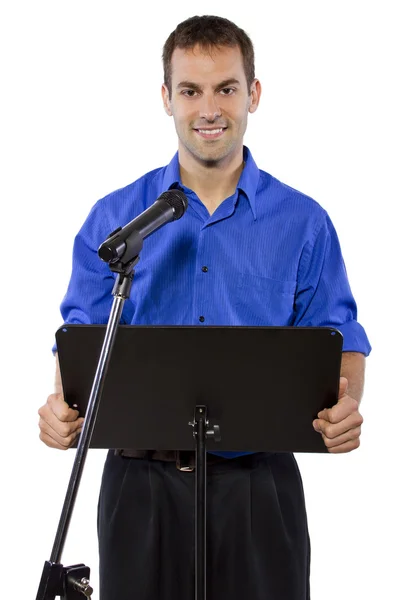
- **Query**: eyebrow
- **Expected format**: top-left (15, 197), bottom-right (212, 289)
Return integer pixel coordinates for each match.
top-left (176, 78), bottom-right (241, 91)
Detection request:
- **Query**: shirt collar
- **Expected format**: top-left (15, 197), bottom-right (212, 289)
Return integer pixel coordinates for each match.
top-left (162, 146), bottom-right (260, 220)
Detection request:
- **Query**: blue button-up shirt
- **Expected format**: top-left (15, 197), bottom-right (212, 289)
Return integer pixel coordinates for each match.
top-left (57, 146), bottom-right (371, 457)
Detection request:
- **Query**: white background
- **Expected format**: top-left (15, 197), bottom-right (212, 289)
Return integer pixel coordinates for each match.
top-left (1, 1), bottom-right (398, 598)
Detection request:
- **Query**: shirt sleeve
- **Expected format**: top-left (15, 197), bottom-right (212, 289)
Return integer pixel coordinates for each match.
top-left (292, 211), bottom-right (371, 356)
top-left (52, 200), bottom-right (134, 353)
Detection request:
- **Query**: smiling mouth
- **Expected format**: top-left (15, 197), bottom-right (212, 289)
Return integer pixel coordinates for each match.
top-left (194, 127), bottom-right (227, 139)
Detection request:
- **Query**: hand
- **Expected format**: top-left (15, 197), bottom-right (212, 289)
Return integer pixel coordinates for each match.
top-left (38, 393), bottom-right (85, 450)
top-left (313, 377), bottom-right (363, 454)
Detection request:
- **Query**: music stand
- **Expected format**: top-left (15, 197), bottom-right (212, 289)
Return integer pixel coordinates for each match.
top-left (56, 324), bottom-right (342, 454)
top-left (44, 324), bottom-right (342, 599)
top-left (35, 212), bottom-right (343, 599)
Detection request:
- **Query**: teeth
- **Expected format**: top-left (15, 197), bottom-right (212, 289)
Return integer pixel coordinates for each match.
top-left (198, 128), bottom-right (223, 135)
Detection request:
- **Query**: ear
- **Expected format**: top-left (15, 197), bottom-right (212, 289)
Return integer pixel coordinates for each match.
top-left (162, 84), bottom-right (173, 116)
top-left (248, 79), bottom-right (261, 114)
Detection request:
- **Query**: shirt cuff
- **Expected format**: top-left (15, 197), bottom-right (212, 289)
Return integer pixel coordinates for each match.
top-left (334, 320), bottom-right (372, 356)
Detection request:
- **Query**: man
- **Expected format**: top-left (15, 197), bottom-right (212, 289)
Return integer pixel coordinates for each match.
top-left (38, 15), bottom-right (371, 600)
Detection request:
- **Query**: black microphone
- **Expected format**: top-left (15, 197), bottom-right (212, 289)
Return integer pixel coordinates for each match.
top-left (98, 189), bottom-right (188, 264)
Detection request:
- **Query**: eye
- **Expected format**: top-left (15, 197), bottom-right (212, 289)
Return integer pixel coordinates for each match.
top-left (182, 90), bottom-right (198, 97)
top-left (220, 87), bottom-right (235, 95)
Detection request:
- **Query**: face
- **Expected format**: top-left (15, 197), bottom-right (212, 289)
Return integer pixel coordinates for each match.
top-left (162, 44), bottom-right (261, 166)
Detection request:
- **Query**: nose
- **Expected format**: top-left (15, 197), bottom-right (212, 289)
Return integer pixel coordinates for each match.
top-left (199, 92), bottom-right (222, 122)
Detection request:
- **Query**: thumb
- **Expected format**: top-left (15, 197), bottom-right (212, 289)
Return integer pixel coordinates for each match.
top-left (49, 393), bottom-right (81, 422)
top-left (316, 376), bottom-right (349, 422)
top-left (338, 376), bottom-right (349, 399)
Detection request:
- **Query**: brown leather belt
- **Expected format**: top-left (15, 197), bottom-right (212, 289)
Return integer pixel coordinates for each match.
top-left (115, 449), bottom-right (228, 472)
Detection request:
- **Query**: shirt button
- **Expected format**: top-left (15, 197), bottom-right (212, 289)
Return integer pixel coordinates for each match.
top-left (199, 316), bottom-right (205, 323)
top-left (201, 266), bottom-right (208, 273)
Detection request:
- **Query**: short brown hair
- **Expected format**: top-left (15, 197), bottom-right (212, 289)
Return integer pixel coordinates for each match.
top-left (162, 15), bottom-right (255, 95)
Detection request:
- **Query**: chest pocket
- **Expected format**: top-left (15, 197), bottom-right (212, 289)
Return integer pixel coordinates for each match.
top-left (235, 273), bottom-right (296, 326)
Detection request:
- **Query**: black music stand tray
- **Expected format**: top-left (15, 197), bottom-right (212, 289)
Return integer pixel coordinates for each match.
top-left (49, 324), bottom-right (342, 599)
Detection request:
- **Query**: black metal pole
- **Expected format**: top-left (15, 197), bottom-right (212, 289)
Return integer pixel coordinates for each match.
top-left (50, 295), bottom-right (125, 564)
top-left (195, 406), bottom-right (207, 600)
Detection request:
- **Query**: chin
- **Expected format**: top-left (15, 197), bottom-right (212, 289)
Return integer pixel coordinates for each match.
top-left (193, 142), bottom-right (235, 165)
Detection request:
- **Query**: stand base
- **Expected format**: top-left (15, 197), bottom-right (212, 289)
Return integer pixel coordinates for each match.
top-left (36, 561), bottom-right (92, 599)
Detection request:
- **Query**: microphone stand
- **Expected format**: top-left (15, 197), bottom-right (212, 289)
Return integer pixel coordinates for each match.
top-left (36, 251), bottom-right (140, 599)
top-left (36, 190), bottom-right (188, 598)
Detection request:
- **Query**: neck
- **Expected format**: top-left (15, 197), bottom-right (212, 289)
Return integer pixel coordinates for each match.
top-left (179, 145), bottom-right (245, 214)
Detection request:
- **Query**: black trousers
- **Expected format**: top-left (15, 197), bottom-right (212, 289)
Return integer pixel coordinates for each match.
top-left (98, 450), bottom-right (311, 600)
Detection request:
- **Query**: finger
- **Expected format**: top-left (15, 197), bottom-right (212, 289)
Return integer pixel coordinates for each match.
top-left (39, 420), bottom-right (81, 449)
top-left (318, 395), bottom-right (359, 424)
top-left (329, 411), bottom-right (362, 435)
top-left (314, 412), bottom-right (363, 437)
top-left (321, 426), bottom-right (362, 449)
top-left (39, 429), bottom-right (69, 450)
top-left (38, 413), bottom-right (84, 442)
top-left (47, 393), bottom-right (81, 422)
top-left (326, 437), bottom-right (361, 454)
top-left (39, 430), bottom-right (80, 450)
top-left (38, 402), bottom-right (84, 435)
top-left (39, 415), bottom-right (83, 446)
top-left (39, 431), bottom-right (65, 450)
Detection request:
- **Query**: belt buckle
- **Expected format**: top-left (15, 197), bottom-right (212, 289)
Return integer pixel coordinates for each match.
top-left (176, 450), bottom-right (195, 472)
